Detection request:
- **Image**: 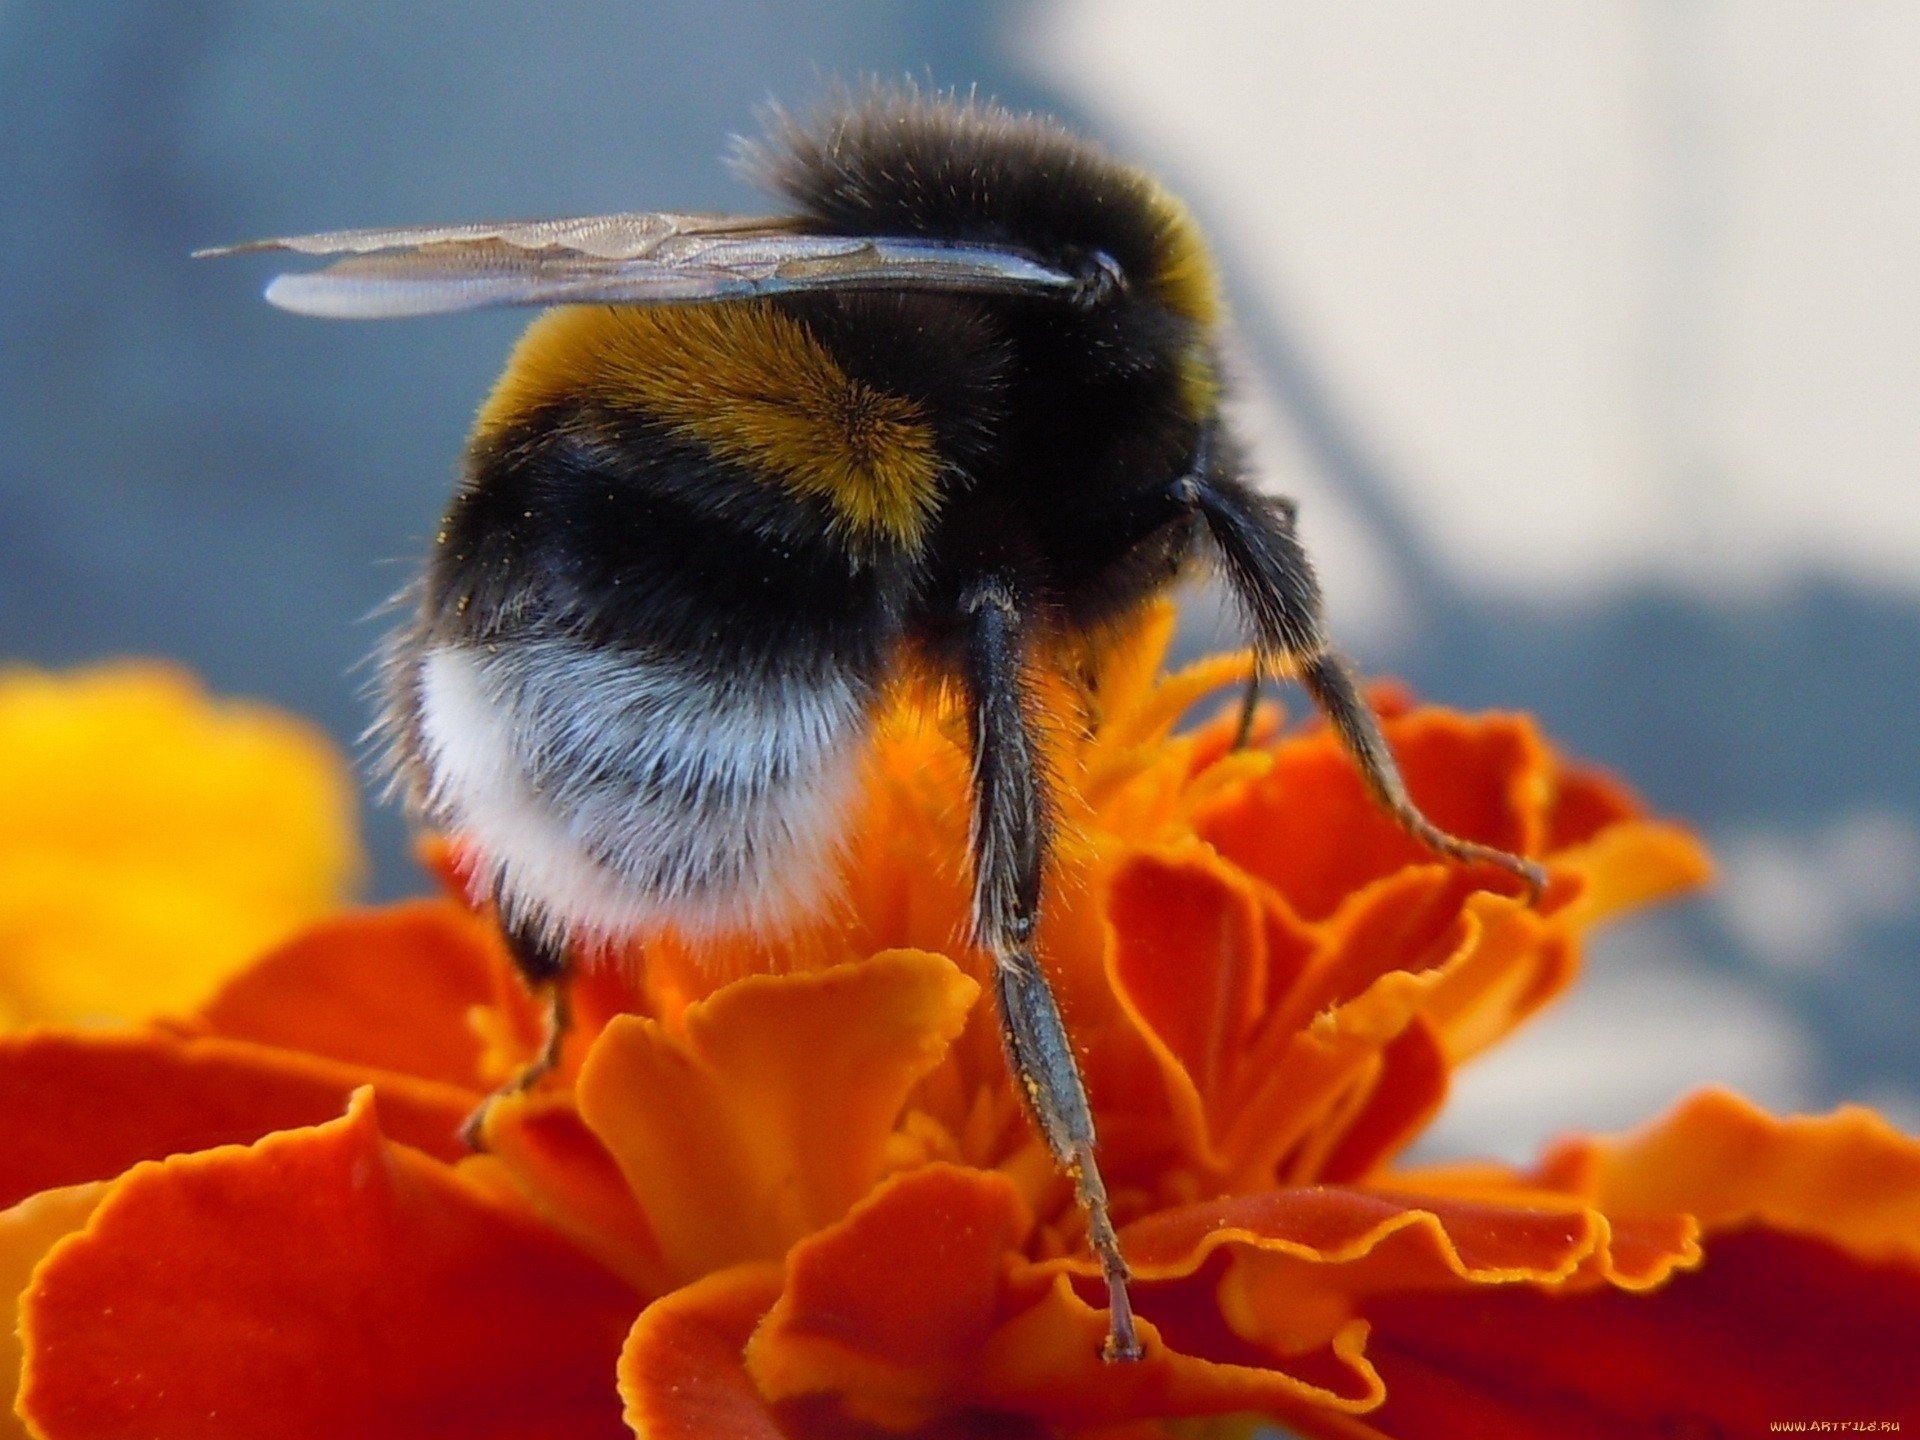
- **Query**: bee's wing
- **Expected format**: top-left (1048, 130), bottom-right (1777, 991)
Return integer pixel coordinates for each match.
top-left (198, 212), bottom-right (1084, 319)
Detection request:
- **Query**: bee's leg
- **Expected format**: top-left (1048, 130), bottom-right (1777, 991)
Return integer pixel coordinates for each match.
top-left (960, 576), bottom-right (1142, 1365)
top-left (1188, 472), bottom-right (1548, 899)
top-left (459, 914), bottom-right (573, 1151)
top-left (1230, 666), bottom-right (1261, 751)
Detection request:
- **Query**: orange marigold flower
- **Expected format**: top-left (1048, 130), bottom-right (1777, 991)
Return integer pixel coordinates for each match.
top-left (5, 610), bottom-right (1919, 1439)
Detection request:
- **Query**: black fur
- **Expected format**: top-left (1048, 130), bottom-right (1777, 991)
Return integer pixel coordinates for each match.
top-left (742, 85), bottom-right (1198, 325)
top-left (762, 88), bottom-right (1218, 655)
top-left (422, 86), bottom-right (1221, 712)
top-left (428, 404), bottom-right (907, 686)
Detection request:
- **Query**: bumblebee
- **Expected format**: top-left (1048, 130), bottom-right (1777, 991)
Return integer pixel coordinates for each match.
top-left (209, 87), bottom-right (1543, 1364)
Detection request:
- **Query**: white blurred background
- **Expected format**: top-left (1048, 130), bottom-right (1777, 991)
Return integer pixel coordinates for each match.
top-left (2, 1), bottom-right (1914, 1160)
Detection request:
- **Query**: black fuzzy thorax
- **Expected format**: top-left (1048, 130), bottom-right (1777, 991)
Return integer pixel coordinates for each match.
top-left (422, 90), bottom-right (1217, 696)
top-left (743, 88), bottom-right (1195, 317)
top-left (757, 90), bottom-right (1218, 652)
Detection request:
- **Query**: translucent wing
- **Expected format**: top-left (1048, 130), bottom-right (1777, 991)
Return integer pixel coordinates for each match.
top-left (197, 212), bottom-right (1086, 318)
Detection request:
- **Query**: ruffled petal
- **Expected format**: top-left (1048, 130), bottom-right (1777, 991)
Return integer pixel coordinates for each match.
top-left (0, 1028), bottom-right (474, 1207)
top-left (745, 1164), bottom-right (1710, 1435)
top-left (1197, 713), bottom-right (1546, 922)
top-left (752, 1165), bottom-right (1388, 1430)
top-left (1314, 1018), bottom-right (1449, 1184)
top-left (1343, 1228), bottom-right (1920, 1440)
top-left (749, 1165), bottom-right (1035, 1431)
top-left (1414, 893), bottom-right (1566, 1067)
top-left (1324, 1098), bottom-right (1920, 1437)
top-left (1210, 838), bottom-right (1702, 1186)
top-left (625, 1264), bottom-right (1053, 1440)
top-left (1109, 1183), bottom-right (1693, 1316)
top-left (0, 1183), bottom-right (106, 1440)
top-left (1039, 1184), bottom-right (1688, 1431)
top-left (1538, 1087), bottom-right (1920, 1266)
top-left (0, 663), bottom-right (360, 1026)
top-left (621, 1266), bottom-right (791, 1440)
top-left (18, 1090), bottom-right (638, 1440)
top-left (1214, 882), bottom-right (1474, 1186)
top-left (192, 899), bottom-right (503, 1088)
top-left (1275, 870), bottom-right (1467, 1033)
top-left (576, 950), bottom-right (979, 1284)
top-left (1105, 848), bottom-right (1563, 1188)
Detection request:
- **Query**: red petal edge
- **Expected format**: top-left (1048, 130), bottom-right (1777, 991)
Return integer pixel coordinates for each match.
top-left (19, 1090), bottom-right (638, 1440)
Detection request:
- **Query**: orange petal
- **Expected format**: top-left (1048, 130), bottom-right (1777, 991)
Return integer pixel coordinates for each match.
top-left (1546, 818), bottom-right (1711, 930)
top-left (1197, 712), bottom-right (1546, 922)
top-left (0, 1028), bottom-right (474, 1206)
top-left (18, 1090), bottom-right (638, 1440)
top-left (1218, 886), bottom-right (1474, 1186)
top-left (752, 1164), bottom-right (1384, 1430)
top-left (1538, 1087), bottom-right (1920, 1267)
top-left (1220, 976), bottom-right (1443, 1191)
top-left (1110, 1184), bottom-right (1691, 1298)
top-left (1346, 1227), bottom-right (1920, 1440)
top-left (1105, 845), bottom-right (1270, 1162)
top-left (1230, 879), bottom-right (1575, 1184)
top-left (1542, 762), bottom-right (1642, 851)
top-left (979, 1272), bottom-right (1382, 1432)
top-left (0, 662), bottom-right (361, 1026)
top-left (1314, 1018), bottom-right (1449, 1183)
top-left (482, 1091), bottom-right (672, 1298)
top-left (576, 950), bottom-right (979, 1283)
top-left (1384, 712), bottom-right (1550, 860)
top-left (1020, 1184), bottom-right (1691, 1418)
top-left (1273, 869), bottom-right (1475, 1033)
top-left (998, 1169), bottom-right (1690, 1433)
top-left (0, 1182), bottom-right (107, 1440)
top-left (193, 899), bottom-right (503, 1087)
top-left (814, 718), bottom-right (978, 972)
top-left (625, 1264), bottom-right (1050, 1440)
top-left (749, 1165), bottom-right (1034, 1431)
top-left (1081, 599), bottom-right (1182, 746)
top-left (1308, 1099), bottom-right (1920, 1437)
top-left (1416, 892), bottom-right (1567, 1066)
top-left (1105, 848), bottom-right (1513, 1187)
top-left (621, 1266), bottom-right (792, 1440)
top-left (1098, 651), bottom-right (1253, 758)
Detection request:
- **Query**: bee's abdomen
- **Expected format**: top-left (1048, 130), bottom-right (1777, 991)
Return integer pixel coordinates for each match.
top-left (406, 636), bottom-right (871, 944)
top-left (395, 394), bottom-right (913, 946)
top-left (433, 406), bottom-right (908, 669)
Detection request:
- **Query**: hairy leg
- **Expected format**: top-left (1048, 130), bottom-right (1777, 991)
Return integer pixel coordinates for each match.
top-left (1190, 469), bottom-right (1547, 898)
top-left (458, 909), bottom-right (573, 1151)
top-left (960, 574), bottom-right (1142, 1364)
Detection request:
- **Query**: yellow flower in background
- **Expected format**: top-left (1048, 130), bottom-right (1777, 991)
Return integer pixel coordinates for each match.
top-left (0, 663), bottom-right (360, 1026)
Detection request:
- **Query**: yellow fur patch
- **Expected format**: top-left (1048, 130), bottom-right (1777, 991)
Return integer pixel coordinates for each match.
top-left (1174, 345), bottom-right (1222, 420)
top-left (475, 304), bottom-right (942, 551)
top-left (1141, 181), bottom-right (1224, 416)
top-left (1143, 182), bottom-right (1223, 332)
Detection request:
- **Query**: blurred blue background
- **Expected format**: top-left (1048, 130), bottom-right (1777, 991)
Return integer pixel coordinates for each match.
top-left (2, 0), bottom-right (1914, 1161)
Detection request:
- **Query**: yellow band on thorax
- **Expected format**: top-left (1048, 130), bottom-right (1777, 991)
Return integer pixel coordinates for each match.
top-left (475, 303), bottom-right (942, 552)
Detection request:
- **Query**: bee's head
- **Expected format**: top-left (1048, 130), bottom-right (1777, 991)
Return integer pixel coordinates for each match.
top-left (740, 84), bottom-right (1223, 345)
